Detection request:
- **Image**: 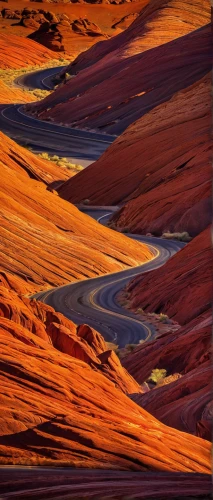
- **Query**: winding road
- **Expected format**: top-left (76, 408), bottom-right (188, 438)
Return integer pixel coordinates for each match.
top-left (2, 67), bottom-right (185, 347)
top-left (34, 210), bottom-right (185, 347)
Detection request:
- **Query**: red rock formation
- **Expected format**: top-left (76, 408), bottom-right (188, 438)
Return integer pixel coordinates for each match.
top-left (28, 2), bottom-right (211, 133)
top-left (0, 280), bottom-right (141, 394)
top-left (0, 132), bottom-right (70, 184)
top-left (0, 33), bottom-right (61, 69)
top-left (0, 132), bottom-right (153, 294)
top-left (131, 362), bottom-right (212, 441)
top-left (124, 228), bottom-right (211, 325)
top-left (0, 470), bottom-right (211, 499)
top-left (58, 75), bottom-right (211, 238)
top-left (0, 313), bottom-right (211, 469)
top-left (0, 79), bottom-right (35, 104)
top-left (123, 313), bottom-right (211, 383)
top-left (28, 17), bottom-right (107, 53)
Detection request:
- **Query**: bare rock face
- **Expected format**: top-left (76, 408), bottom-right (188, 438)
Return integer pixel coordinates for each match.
top-left (0, 285), bottom-right (211, 470)
top-left (0, 132), bottom-right (152, 294)
top-left (124, 228), bottom-right (211, 325)
top-left (1, 8), bottom-right (21, 19)
top-left (112, 12), bottom-right (139, 30)
top-left (131, 362), bottom-right (212, 442)
top-left (0, 470), bottom-right (211, 500)
top-left (0, 33), bottom-right (61, 69)
top-left (57, 74), bottom-right (211, 238)
top-left (28, 0), bottom-right (211, 131)
top-left (72, 18), bottom-right (105, 36)
top-left (28, 16), bottom-right (107, 52)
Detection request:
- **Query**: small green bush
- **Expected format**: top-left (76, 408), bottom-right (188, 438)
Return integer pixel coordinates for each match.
top-left (148, 368), bottom-right (167, 384)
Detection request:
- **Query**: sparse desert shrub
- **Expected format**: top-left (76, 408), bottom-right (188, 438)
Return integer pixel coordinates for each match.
top-left (137, 307), bottom-right (144, 314)
top-left (83, 199), bottom-right (90, 205)
top-left (121, 227), bottom-right (130, 233)
top-left (37, 152), bottom-right (83, 173)
top-left (159, 313), bottom-right (169, 322)
top-left (162, 231), bottom-right (192, 242)
top-left (125, 343), bottom-right (138, 352)
top-left (148, 368), bottom-right (167, 385)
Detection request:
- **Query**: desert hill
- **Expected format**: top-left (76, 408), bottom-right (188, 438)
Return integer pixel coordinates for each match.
top-left (58, 73), bottom-right (211, 238)
top-left (0, 33), bottom-right (61, 69)
top-left (121, 229), bottom-right (211, 439)
top-left (0, 132), bottom-right (153, 294)
top-left (27, 0), bottom-right (211, 133)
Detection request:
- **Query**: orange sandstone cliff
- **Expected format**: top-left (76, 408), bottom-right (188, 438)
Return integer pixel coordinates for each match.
top-left (0, 132), bottom-right (153, 295)
top-left (0, 280), bottom-right (211, 470)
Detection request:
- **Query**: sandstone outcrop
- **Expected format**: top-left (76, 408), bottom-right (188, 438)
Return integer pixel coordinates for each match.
top-left (123, 228), bottom-right (211, 325)
top-left (131, 362), bottom-right (212, 441)
top-left (0, 281), bottom-right (141, 394)
top-left (0, 33), bottom-right (61, 69)
top-left (28, 17), bottom-right (106, 53)
top-left (27, 1), bottom-right (211, 132)
top-left (0, 312), bottom-right (211, 469)
top-left (0, 132), bottom-right (153, 294)
top-left (0, 80), bottom-right (35, 104)
top-left (58, 75), bottom-right (211, 239)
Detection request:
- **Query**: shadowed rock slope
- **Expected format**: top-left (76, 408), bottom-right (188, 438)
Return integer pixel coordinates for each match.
top-left (0, 132), bottom-right (153, 294)
top-left (0, 470), bottom-right (211, 499)
top-left (0, 281), bottom-right (211, 470)
top-left (122, 230), bottom-right (211, 439)
top-left (58, 74), bottom-right (211, 238)
top-left (124, 228), bottom-right (211, 325)
top-left (27, 1), bottom-right (211, 133)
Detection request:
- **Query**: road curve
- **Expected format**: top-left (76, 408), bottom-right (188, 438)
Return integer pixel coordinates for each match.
top-left (34, 209), bottom-right (185, 347)
top-left (0, 105), bottom-right (115, 159)
top-left (15, 66), bottom-right (66, 91)
top-left (3, 66), bottom-right (185, 347)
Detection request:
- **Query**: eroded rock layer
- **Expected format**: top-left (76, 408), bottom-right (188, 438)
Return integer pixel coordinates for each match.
top-left (0, 297), bottom-right (211, 470)
top-left (123, 228), bottom-right (211, 325)
top-left (58, 74), bottom-right (211, 238)
top-left (0, 132), bottom-right (153, 294)
top-left (0, 33), bottom-right (60, 69)
top-left (0, 470), bottom-right (211, 499)
top-left (27, 1), bottom-right (211, 133)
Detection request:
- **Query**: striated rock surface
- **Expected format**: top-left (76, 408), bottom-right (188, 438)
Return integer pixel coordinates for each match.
top-left (0, 33), bottom-right (60, 69)
top-left (131, 362), bottom-right (212, 441)
top-left (123, 313), bottom-right (211, 384)
top-left (0, 313), bottom-right (211, 469)
top-left (0, 79), bottom-right (35, 104)
top-left (124, 228), bottom-right (211, 325)
top-left (0, 281), bottom-right (141, 394)
top-left (27, 1), bottom-right (211, 132)
top-left (28, 17), bottom-right (107, 53)
top-left (0, 132), bottom-right (153, 294)
top-left (0, 470), bottom-right (211, 499)
top-left (0, 132), bottom-right (70, 184)
top-left (58, 75), bottom-right (211, 238)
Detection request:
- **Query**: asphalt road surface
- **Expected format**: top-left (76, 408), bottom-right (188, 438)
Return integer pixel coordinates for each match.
top-left (14, 66), bottom-right (66, 90)
top-left (34, 210), bottom-right (185, 347)
top-left (0, 105), bottom-right (115, 159)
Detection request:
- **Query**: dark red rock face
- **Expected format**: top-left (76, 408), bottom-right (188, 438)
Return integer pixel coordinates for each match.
top-left (124, 228), bottom-right (211, 325)
top-left (27, 1), bottom-right (211, 133)
top-left (0, 470), bottom-right (211, 499)
top-left (58, 75), bottom-right (211, 239)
